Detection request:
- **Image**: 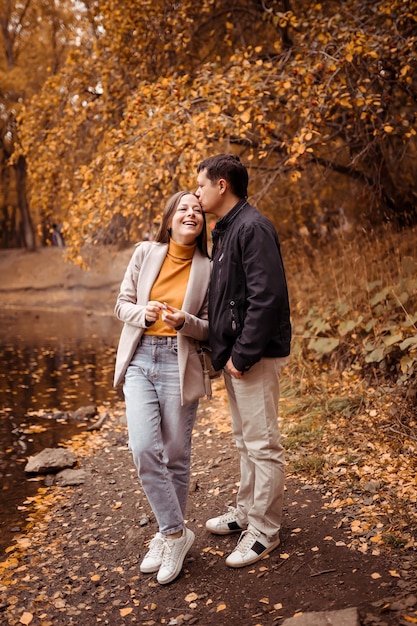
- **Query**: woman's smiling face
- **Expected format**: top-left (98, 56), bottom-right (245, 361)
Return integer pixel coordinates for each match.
top-left (170, 194), bottom-right (204, 245)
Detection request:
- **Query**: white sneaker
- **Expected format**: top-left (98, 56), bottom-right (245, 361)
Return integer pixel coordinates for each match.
top-left (157, 527), bottom-right (195, 585)
top-left (140, 532), bottom-right (164, 573)
top-left (205, 506), bottom-right (246, 535)
top-left (225, 528), bottom-right (280, 568)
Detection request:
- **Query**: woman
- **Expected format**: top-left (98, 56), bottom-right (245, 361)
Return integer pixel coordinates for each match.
top-left (114, 191), bottom-right (210, 585)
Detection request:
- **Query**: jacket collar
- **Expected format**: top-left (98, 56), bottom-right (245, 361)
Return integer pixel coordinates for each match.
top-left (212, 199), bottom-right (248, 251)
top-left (215, 199), bottom-right (247, 230)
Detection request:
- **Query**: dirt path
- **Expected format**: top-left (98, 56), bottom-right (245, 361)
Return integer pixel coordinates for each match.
top-left (1, 247), bottom-right (416, 624)
top-left (1, 395), bottom-right (413, 626)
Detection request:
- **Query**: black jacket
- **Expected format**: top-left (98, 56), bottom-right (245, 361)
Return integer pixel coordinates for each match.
top-left (208, 200), bottom-right (291, 372)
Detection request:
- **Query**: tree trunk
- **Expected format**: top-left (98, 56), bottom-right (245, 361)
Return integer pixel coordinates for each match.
top-left (14, 155), bottom-right (36, 251)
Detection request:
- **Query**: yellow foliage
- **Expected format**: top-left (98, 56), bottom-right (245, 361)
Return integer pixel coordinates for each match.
top-left (4, 0), bottom-right (415, 259)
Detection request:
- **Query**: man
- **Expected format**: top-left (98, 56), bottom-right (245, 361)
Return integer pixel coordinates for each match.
top-left (195, 154), bottom-right (291, 568)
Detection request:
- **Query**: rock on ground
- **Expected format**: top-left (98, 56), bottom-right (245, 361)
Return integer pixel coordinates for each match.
top-left (282, 607), bottom-right (359, 625)
top-left (24, 447), bottom-right (77, 474)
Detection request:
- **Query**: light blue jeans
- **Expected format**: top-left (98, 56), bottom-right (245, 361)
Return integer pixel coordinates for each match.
top-left (123, 336), bottom-right (198, 535)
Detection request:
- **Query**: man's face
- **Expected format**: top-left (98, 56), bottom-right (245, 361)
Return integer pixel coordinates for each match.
top-left (196, 169), bottom-right (222, 215)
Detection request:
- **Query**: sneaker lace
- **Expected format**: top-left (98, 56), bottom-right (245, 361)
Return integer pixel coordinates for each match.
top-left (220, 506), bottom-right (239, 523)
top-left (235, 529), bottom-right (259, 554)
top-left (147, 534), bottom-right (164, 559)
top-left (160, 536), bottom-right (183, 568)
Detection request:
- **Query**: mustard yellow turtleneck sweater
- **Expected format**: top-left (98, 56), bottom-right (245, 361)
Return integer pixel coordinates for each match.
top-left (145, 239), bottom-right (196, 336)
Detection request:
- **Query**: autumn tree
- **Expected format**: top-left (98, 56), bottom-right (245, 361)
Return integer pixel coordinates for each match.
top-left (0, 0), bottom-right (93, 248)
top-left (13, 0), bottom-right (417, 261)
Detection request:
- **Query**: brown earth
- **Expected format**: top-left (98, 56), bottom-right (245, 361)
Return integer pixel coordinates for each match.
top-left (0, 246), bottom-right (131, 315)
top-left (0, 247), bottom-right (416, 626)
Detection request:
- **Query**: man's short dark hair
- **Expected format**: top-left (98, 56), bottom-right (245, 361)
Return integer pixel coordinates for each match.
top-left (197, 154), bottom-right (248, 199)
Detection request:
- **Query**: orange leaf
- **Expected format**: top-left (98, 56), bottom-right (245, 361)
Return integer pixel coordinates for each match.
top-left (120, 607), bottom-right (133, 617)
top-left (185, 592), bottom-right (198, 602)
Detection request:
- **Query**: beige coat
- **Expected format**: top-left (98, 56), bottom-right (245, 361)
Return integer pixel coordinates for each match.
top-left (113, 241), bottom-right (211, 405)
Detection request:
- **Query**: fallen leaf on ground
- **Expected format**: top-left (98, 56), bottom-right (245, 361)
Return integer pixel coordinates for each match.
top-left (119, 607), bottom-right (133, 617)
top-left (185, 592), bottom-right (198, 602)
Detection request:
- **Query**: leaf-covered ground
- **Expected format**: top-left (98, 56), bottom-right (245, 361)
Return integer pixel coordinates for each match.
top-left (1, 241), bottom-right (416, 625)
top-left (1, 377), bottom-right (416, 626)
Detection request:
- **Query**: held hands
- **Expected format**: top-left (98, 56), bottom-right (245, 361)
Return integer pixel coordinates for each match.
top-left (144, 301), bottom-right (185, 330)
top-left (162, 302), bottom-right (185, 329)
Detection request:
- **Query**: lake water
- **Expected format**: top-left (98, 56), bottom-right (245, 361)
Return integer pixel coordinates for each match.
top-left (0, 309), bottom-right (124, 555)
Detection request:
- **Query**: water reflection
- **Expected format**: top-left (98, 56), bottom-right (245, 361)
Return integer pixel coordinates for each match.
top-left (1, 344), bottom-right (120, 413)
top-left (0, 309), bottom-right (123, 555)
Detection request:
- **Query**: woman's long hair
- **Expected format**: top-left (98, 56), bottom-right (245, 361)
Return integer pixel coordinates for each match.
top-left (154, 191), bottom-right (208, 257)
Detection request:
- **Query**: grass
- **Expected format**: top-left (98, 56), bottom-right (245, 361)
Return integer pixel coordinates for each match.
top-left (291, 454), bottom-right (327, 475)
top-left (283, 222), bottom-right (417, 316)
top-left (278, 224), bottom-right (417, 548)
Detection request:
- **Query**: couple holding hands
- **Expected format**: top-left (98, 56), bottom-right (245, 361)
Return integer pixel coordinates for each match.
top-left (113, 154), bottom-right (292, 585)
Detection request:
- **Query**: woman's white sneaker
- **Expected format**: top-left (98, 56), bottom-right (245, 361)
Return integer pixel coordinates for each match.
top-left (157, 527), bottom-right (195, 585)
top-left (140, 532), bottom-right (165, 573)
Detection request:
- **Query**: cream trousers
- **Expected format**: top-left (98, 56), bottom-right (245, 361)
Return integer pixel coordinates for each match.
top-left (224, 356), bottom-right (288, 540)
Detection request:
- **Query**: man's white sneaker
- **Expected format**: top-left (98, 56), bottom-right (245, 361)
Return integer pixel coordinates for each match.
top-left (157, 527), bottom-right (195, 585)
top-left (225, 528), bottom-right (280, 568)
top-left (140, 532), bottom-right (164, 573)
top-left (205, 506), bottom-right (246, 535)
